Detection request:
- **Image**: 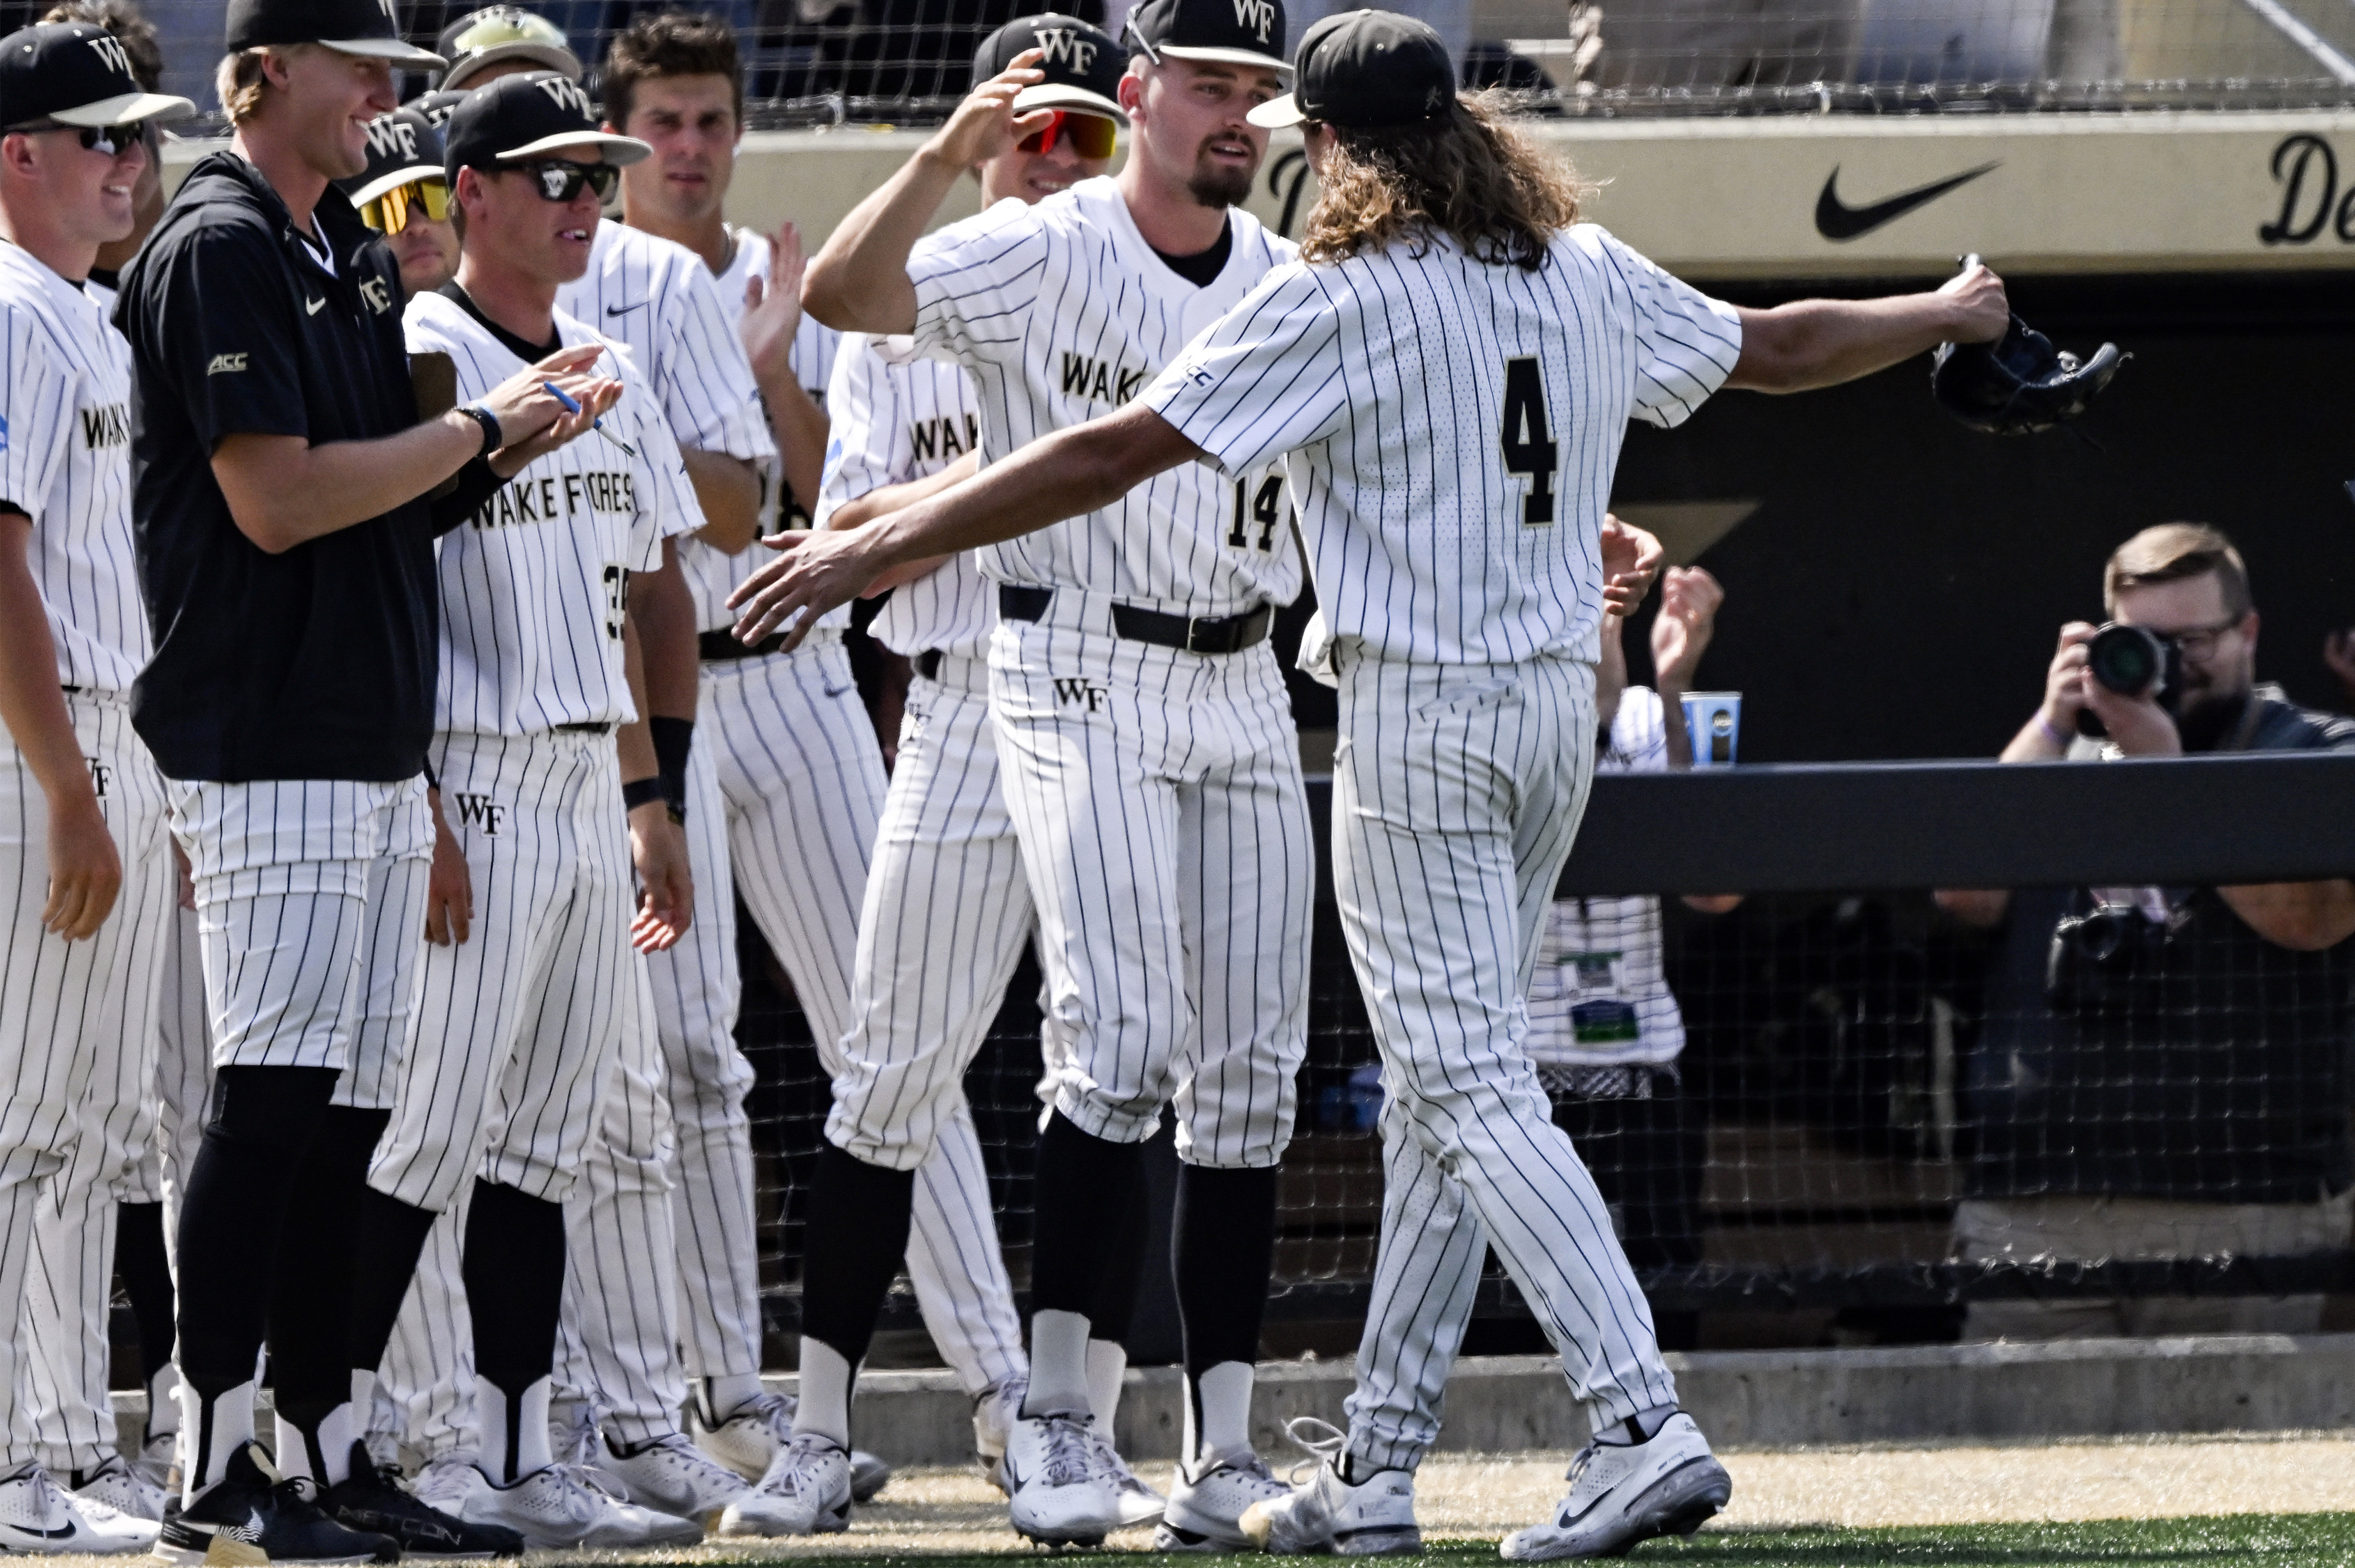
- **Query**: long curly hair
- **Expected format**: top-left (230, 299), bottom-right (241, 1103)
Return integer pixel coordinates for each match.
top-left (1299, 92), bottom-right (1595, 271)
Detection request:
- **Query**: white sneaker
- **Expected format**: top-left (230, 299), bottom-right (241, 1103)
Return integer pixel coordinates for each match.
top-left (1240, 1419), bottom-right (1420, 1555)
top-left (1090, 1427), bottom-right (1166, 1528)
top-left (590, 1432), bottom-right (749, 1518)
top-left (0, 1461), bottom-right (155, 1555)
top-left (131, 1431), bottom-right (177, 1492)
top-left (1156, 1444), bottom-right (1289, 1552)
top-left (715, 1433), bottom-right (851, 1539)
top-left (691, 1389), bottom-right (893, 1502)
top-left (1004, 1411), bottom-right (1122, 1547)
top-left (973, 1377), bottom-right (1024, 1492)
top-left (458, 1463), bottom-right (703, 1549)
top-left (1499, 1412), bottom-right (1731, 1560)
top-left (410, 1453), bottom-right (488, 1517)
top-left (71, 1456), bottom-right (167, 1524)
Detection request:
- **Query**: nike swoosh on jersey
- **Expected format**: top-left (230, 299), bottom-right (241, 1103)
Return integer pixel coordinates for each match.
top-left (1813, 162), bottom-right (1999, 241)
top-left (605, 301), bottom-right (649, 316)
top-left (306, 297), bottom-right (326, 315)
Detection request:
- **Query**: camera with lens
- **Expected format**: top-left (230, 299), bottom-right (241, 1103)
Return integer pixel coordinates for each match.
top-left (2075, 622), bottom-right (2182, 738)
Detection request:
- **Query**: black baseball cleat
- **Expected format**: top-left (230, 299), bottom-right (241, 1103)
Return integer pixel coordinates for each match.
top-left (323, 1444), bottom-right (524, 1559)
top-left (155, 1441), bottom-right (400, 1565)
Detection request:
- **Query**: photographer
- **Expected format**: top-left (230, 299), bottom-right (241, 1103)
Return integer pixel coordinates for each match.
top-left (1937, 523), bottom-right (2355, 1338)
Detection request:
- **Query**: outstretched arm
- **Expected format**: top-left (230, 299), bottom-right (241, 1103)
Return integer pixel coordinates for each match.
top-left (731, 403), bottom-right (1200, 646)
top-left (1727, 262), bottom-right (2009, 393)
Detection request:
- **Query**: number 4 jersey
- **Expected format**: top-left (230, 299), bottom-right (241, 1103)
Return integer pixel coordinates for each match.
top-left (404, 287), bottom-right (698, 736)
top-left (1147, 225), bottom-right (1741, 665)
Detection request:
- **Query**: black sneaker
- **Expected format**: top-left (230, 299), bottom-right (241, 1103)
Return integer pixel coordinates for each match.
top-left (322, 1444), bottom-right (524, 1560)
top-left (155, 1442), bottom-right (399, 1565)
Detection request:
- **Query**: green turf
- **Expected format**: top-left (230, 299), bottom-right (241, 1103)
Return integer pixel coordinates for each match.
top-left (676, 1514), bottom-right (2355, 1567)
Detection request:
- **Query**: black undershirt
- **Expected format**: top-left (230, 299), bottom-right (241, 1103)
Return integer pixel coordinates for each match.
top-left (436, 280), bottom-right (560, 361)
top-left (1150, 217), bottom-right (1233, 287)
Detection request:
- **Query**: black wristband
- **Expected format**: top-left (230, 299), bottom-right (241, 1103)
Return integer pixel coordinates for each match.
top-left (457, 404), bottom-right (501, 460)
top-left (649, 716), bottom-right (694, 818)
top-left (622, 776), bottom-right (667, 814)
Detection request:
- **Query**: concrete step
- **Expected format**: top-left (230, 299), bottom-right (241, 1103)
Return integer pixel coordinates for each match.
top-left (116, 1335), bottom-right (2355, 1470)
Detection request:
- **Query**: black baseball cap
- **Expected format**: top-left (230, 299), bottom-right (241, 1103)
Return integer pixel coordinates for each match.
top-left (405, 87), bottom-right (469, 129)
top-left (226, 0), bottom-right (447, 68)
top-left (974, 13), bottom-right (1126, 120)
top-left (1250, 9), bottom-right (1452, 128)
top-left (0, 21), bottom-right (192, 129)
top-left (442, 69), bottom-right (649, 176)
top-left (1125, 0), bottom-right (1289, 75)
top-left (436, 6), bottom-right (581, 92)
top-left (335, 107), bottom-right (445, 208)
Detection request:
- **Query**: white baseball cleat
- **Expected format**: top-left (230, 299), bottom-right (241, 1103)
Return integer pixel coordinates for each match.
top-left (1498, 1412), bottom-right (1731, 1561)
top-left (590, 1432), bottom-right (749, 1518)
top-left (1092, 1428), bottom-right (1167, 1529)
top-left (973, 1377), bottom-right (1024, 1493)
top-left (0, 1462), bottom-right (155, 1555)
top-left (70, 1456), bottom-right (168, 1524)
top-left (1155, 1444), bottom-right (1289, 1552)
top-left (130, 1431), bottom-right (176, 1493)
top-left (715, 1433), bottom-right (851, 1538)
top-left (410, 1452), bottom-right (489, 1517)
top-left (1240, 1418), bottom-right (1421, 1555)
top-left (1004, 1411), bottom-right (1121, 1547)
top-left (457, 1463), bottom-right (703, 1549)
top-left (692, 1390), bottom-right (892, 1502)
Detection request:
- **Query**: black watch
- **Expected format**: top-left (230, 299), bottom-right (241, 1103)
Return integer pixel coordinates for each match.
top-left (457, 403), bottom-right (502, 459)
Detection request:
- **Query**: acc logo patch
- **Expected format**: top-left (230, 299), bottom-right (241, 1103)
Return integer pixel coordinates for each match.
top-left (206, 352), bottom-right (248, 375)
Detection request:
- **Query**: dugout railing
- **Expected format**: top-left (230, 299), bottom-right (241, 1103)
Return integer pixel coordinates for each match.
top-left (737, 750), bottom-right (2355, 1359)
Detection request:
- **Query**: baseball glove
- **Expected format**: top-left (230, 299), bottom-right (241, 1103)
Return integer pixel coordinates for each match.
top-left (1931, 314), bottom-right (2124, 437)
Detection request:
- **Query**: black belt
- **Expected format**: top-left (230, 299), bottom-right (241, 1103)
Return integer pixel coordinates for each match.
top-left (555, 721), bottom-right (614, 734)
top-left (699, 629), bottom-right (786, 662)
top-left (913, 650), bottom-right (943, 681)
top-left (996, 586), bottom-right (1273, 655)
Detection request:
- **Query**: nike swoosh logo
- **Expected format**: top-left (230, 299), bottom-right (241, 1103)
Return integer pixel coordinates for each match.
top-left (306, 297), bottom-right (326, 315)
top-left (822, 682), bottom-right (856, 698)
top-left (17, 1520), bottom-right (75, 1540)
top-left (1814, 162), bottom-right (1999, 241)
top-left (605, 302), bottom-right (649, 317)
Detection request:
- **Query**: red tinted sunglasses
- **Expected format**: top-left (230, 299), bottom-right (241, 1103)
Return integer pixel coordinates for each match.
top-left (1018, 109), bottom-right (1118, 160)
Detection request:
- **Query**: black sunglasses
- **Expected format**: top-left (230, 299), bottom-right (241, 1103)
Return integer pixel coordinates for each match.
top-left (3, 119), bottom-right (149, 155)
top-left (509, 159), bottom-right (619, 203)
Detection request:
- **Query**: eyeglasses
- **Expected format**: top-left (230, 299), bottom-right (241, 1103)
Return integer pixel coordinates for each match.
top-left (2144, 614), bottom-right (2248, 662)
top-left (510, 160), bottom-right (619, 203)
top-left (450, 7), bottom-right (569, 56)
top-left (1018, 109), bottom-right (1118, 160)
top-left (358, 177), bottom-right (451, 233)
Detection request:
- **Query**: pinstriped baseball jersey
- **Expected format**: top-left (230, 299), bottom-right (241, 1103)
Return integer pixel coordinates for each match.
top-left (403, 292), bottom-right (696, 734)
top-left (816, 334), bottom-right (992, 660)
top-left (907, 179), bottom-right (1300, 614)
top-left (0, 242), bottom-right (144, 692)
top-left (555, 221), bottom-right (780, 632)
top-left (1147, 225), bottom-right (1741, 664)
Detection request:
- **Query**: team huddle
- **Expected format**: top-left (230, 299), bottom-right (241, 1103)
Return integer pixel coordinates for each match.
top-left (0, 0), bottom-right (2011, 1559)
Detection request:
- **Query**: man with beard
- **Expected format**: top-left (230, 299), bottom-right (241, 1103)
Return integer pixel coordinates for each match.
top-left (797, 0), bottom-right (1310, 1549)
top-left (1938, 522), bottom-right (2355, 1340)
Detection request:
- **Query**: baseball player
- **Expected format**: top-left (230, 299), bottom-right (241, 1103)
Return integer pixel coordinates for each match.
top-left (0, 20), bottom-right (188, 1554)
top-left (112, 0), bottom-right (612, 1555)
top-left (790, 0), bottom-right (1314, 1546)
top-left (735, 10), bottom-right (2012, 1557)
top-left (718, 18), bottom-right (1154, 1536)
top-left (322, 72), bottom-right (720, 1551)
top-left (339, 107), bottom-right (458, 297)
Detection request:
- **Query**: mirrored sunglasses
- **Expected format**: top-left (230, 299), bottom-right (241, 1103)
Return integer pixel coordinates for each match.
top-left (359, 177), bottom-right (452, 233)
top-left (513, 160), bottom-right (620, 203)
top-left (1017, 109), bottom-right (1117, 160)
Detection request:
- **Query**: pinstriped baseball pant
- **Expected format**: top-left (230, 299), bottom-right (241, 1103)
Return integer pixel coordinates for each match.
top-left (1330, 650), bottom-right (1678, 1466)
top-left (1, 697), bottom-right (171, 1469)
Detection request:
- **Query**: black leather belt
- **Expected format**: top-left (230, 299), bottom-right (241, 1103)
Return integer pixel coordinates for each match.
top-left (555, 720), bottom-right (613, 734)
top-left (996, 585), bottom-right (1272, 655)
top-left (913, 650), bottom-right (943, 681)
top-left (699, 629), bottom-right (785, 662)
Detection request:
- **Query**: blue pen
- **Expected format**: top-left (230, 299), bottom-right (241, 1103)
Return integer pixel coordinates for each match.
top-left (542, 379), bottom-right (636, 457)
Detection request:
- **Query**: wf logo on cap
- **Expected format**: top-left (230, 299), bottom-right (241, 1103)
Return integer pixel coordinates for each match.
top-left (533, 74), bottom-right (593, 117)
top-left (1034, 25), bottom-right (1098, 70)
top-left (1232, 0), bottom-right (1277, 43)
top-left (84, 31), bottom-right (131, 77)
top-left (376, 0), bottom-right (399, 25)
top-left (365, 116), bottom-right (420, 161)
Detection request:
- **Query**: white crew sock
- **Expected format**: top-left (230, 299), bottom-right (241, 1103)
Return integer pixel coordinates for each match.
top-left (180, 1379), bottom-right (257, 1503)
top-left (479, 1375), bottom-right (554, 1484)
top-left (145, 1365), bottom-right (183, 1440)
top-left (1021, 1310), bottom-right (1092, 1420)
top-left (1186, 1360), bottom-right (1255, 1468)
top-left (1085, 1339), bottom-right (1127, 1430)
top-left (703, 1373), bottom-right (765, 1426)
top-left (789, 1340), bottom-right (853, 1448)
top-left (274, 1401), bottom-right (354, 1486)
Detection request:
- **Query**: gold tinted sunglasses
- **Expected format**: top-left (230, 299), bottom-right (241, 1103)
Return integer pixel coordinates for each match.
top-left (359, 177), bottom-right (452, 233)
